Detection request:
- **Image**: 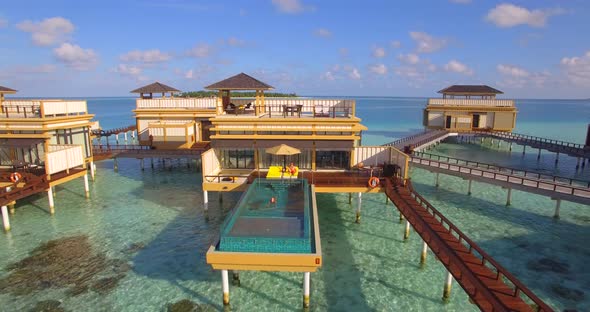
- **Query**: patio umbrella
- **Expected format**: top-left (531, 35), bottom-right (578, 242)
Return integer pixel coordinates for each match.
top-left (265, 144), bottom-right (301, 170)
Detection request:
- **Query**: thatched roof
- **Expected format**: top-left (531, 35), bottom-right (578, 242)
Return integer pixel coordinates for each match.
top-left (131, 82), bottom-right (180, 94)
top-left (0, 86), bottom-right (17, 93)
top-left (438, 85), bottom-right (503, 95)
top-left (205, 73), bottom-right (273, 90)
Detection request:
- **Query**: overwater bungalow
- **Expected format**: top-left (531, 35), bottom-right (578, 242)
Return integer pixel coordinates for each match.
top-left (193, 74), bottom-right (410, 308)
top-left (423, 85), bottom-right (517, 131)
top-left (0, 86), bottom-right (97, 231)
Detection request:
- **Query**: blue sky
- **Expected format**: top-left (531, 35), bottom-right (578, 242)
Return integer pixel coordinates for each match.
top-left (0, 0), bottom-right (589, 98)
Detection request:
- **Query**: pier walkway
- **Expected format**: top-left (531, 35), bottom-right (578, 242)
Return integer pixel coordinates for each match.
top-left (384, 177), bottom-right (553, 312)
top-left (411, 152), bottom-right (590, 205)
top-left (464, 131), bottom-right (590, 160)
top-left (91, 125), bottom-right (137, 138)
top-left (383, 130), bottom-right (449, 152)
top-left (92, 143), bottom-right (209, 160)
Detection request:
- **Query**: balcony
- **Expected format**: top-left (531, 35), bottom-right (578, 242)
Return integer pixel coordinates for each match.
top-left (136, 98), bottom-right (217, 110)
top-left (427, 98), bottom-right (514, 107)
top-left (1, 100), bottom-right (88, 118)
top-left (135, 97), bottom-right (356, 119)
top-left (46, 144), bottom-right (85, 175)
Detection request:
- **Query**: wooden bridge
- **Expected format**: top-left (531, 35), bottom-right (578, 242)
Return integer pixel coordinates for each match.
top-left (91, 125), bottom-right (137, 138)
top-left (92, 143), bottom-right (210, 161)
top-left (384, 177), bottom-right (553, 312)
top-left (383, 130), bottom-right (450, 152)
top-left (411, 151), bottom-right (590, 206)
top-left (463, 131), bottom-right (590, 161)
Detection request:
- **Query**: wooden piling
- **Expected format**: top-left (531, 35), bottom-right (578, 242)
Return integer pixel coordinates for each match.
top-left (404, 220), bottom-right (410, 240)
top-left (1, 205), bottom-right (10, 232)
top-left (303, 272), bottom-right (311, 308)
top-left (48, 188), bottom-right (55, 215)
top-left (506, 188), bottom-right (512, 206)
top-left (355, 192), bottom-right (362, 223)
top-left (420, 241), bottom-right (428, 265)
top-left (84, 174), bottom-right (90, 198)
top-left (222, 270), bottom-right (230, 306)
top-left (442, 271), bottom-right (453, 302)
top-left (554, 199), bottom-right (561, 219)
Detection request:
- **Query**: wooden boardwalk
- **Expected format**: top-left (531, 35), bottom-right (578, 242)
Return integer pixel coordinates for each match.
top-left (92, 143), bottom-right (209, 160)
top-left (383, 130), bottom-right (449, 152)
top-left (465, 131), bottom-right (590, 159)
top-left (91, 125), bottom-right (137, 138)
top-left (0, 168), bottom-right (86, 207)
top-left (384, 177), bottom-right (553, 312)
top-left (411, 152), bottom-right (590, 205)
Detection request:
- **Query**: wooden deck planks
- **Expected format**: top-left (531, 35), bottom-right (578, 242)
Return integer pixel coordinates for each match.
top-left (384, 179), bottom-right (546, 312)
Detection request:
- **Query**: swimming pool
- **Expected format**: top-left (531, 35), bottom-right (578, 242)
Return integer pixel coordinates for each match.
top-left (219, 178), bottom-right (311, 253)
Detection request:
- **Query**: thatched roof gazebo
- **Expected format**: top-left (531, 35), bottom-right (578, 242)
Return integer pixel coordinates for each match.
top-left (205, 73), bottom-right (273, 115)
top-left (438, 85), bottom-right (503, 99)
top-left (131, 82), bottom-right (180, 99)
top-left (0, 85), bottom-right (17, 107)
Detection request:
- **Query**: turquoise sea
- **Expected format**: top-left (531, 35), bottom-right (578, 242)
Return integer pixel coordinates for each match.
top-left (0, 97), bottom-right (589, 311)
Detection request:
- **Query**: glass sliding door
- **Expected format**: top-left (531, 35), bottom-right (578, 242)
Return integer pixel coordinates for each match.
top-left (315, 150), bottom-right (350, 169)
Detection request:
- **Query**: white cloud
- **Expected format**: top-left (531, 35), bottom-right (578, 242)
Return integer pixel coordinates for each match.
top-left (450, 0), bottom-right (471, 4)
top-left (561, 51), bottom-right (590, 86)
top-left (53, 43), bottom-right (98, 70)
top-left (486, 4), bottom-right (565, 28)
top-left (184, 69), bottom-right (194, 79)
top-left (372, 47), bottom-right (386, 58)
top-left (321, 71), bottom-right (335, 81)
top-left (187, 43), bottom-right (213, 58)
top-left (497, 64), bottom-right (529, 77)
top-left (314, 28), bottom-right (332, 38)
top-left (349, 68), bottom-right (361, 80)
top-left (115, 64), bottom-right (142, 76)
top-left (444, 60), bottom-right (473, 75)
top-left (120, 49), bottom-right (171, 63)
top-left (409, 31), bottom-right (448, 53)
top-left (271, 0), bottom-right (312, 14)
top-left (496, 63), bottom-right (551, 89)
top-left (0, 18), bottom-right (7, 28)
top-left (16, 17), bottom-right (74, 46)
top-left (398, 53), bottom-right (420, 65)
top-left (227, 37), bottom-right (246, 47)
top-left (369, 64), bottom-right (387, 75)
top-left (390, 41), bottom-right (401, 49)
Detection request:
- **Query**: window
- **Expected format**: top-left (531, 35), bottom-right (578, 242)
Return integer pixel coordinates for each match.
top-left (220, 149), bottom-right (255, 169)
top-left (315, 151), bottom-right (350, 169)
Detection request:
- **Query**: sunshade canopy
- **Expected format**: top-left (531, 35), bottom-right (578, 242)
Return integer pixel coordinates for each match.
top-left (265, 144), bottom-right (301, 156)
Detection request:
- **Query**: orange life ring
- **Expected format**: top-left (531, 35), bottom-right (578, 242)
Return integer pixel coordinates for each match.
top-left (10, 172), bottom-right (22, 183)
top-left (368, 177), bottom-right (379, 188)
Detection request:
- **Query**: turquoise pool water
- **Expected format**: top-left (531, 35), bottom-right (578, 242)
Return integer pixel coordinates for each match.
top-left (219, 179), bottom-right (312, 254)
top-left (0, 97), bottom-right (588, 311)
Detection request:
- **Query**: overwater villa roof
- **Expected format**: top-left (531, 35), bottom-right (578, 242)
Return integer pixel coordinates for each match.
top-left (0, 86), bottom-right (17, 94)
top-left (205, 73), bottom-right (273, 90)
top-left (438, 85), bottom-right (503, 95)
top-left (130, 82), bottom-right (180, 94)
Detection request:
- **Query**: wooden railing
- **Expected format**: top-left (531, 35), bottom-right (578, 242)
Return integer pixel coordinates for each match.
top-left (136, 98), bottom-right (217, 110)
top-left (471, 131), bottom-right (586, 149)
top-left (394, 178), bottom-right (553, 311)
top-left (414, 152), bottom-right (590, 188)
top-left (428, 98), bottom-right (514, 107)
top-left (411, 155), bottom-right (590, 198)
top-left (1, 100), bottom-right (88, 118)
top-left (46, 145), bottom-right (85, 175)
top-left (383, 130), bottom-right (448, 149)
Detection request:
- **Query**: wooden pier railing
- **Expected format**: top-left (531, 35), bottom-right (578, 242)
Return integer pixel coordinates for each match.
top-left (385, 177), bottom-right (553, 311)
top-left (467, 131), bottom-right (590, 158)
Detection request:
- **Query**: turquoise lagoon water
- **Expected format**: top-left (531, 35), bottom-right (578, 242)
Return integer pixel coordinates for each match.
top-left (0, 97), bottom-right (588, 311)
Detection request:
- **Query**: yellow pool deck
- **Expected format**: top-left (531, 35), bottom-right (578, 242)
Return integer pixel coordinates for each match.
top-left (265, 165), bottom-right (299, 179)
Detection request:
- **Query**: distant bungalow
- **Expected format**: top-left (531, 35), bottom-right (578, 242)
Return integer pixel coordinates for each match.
top-left (423, 85), bottom-right (517, 132)
top-left (0, 85), bottom-right (97, 231)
